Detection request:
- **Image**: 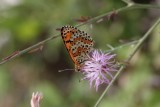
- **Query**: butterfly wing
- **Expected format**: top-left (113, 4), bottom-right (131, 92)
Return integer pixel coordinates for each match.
top-left (61, 25), bottom-right (94, 70)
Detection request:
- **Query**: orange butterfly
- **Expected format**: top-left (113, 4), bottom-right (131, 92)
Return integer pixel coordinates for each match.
top-left (60, 25), bottom-right (94, 71)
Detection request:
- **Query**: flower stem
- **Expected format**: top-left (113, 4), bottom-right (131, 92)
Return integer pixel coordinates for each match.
top-left (0, 4), bottom-right (159, 65)
top-left (94, 65), bottom-right (124, 107)
top-left (93, 17), bottom-right (160, 107)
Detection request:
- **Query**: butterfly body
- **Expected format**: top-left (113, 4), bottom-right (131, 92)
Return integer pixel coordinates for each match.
top-left (60, 25), bottom-right (94, 71)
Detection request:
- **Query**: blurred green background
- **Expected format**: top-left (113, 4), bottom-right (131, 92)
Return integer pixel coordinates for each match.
top-left (0, 0), bottom-right (160, 107)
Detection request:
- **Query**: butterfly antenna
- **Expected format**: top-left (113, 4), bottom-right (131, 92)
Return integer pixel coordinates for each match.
top-left (58, 69), bottom-right (75, 72)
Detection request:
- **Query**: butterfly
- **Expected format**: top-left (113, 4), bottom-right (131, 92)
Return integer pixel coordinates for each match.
top-left (60, 25), bottom-right (94, 71)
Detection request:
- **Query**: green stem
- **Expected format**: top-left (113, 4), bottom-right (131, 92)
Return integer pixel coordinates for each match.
top-left (0, 4), bottom-right (160, 65)
top-left (126, 17), bottom-right (160, 62)
top-left (93, 17), bottom-right (160, 107)
top-left (106, 40), bottom-right (138, 53)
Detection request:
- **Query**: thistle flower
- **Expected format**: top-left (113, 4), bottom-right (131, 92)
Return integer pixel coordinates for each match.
top-left (81, 50), bottom-right (118, 91)
top-left (31, 92), bottom-right (43, 107)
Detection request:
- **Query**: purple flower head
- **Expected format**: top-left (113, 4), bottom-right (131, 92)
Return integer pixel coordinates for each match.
top-left (81, 49), bottom-right (118, 91)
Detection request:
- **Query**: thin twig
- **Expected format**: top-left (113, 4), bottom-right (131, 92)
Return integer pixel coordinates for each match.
top-left (75, 3), bottom-right (160, 27)
top-left (0, 4), bottom-right (160, 65)
top-left (106, 40), bottom-right (139, 53)
top-left (94, 17), bottom-right (160, 107)
top-left (122, 0), bottom-right (134, 5)
top-left (0, 35), bottom-right (59, 65)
